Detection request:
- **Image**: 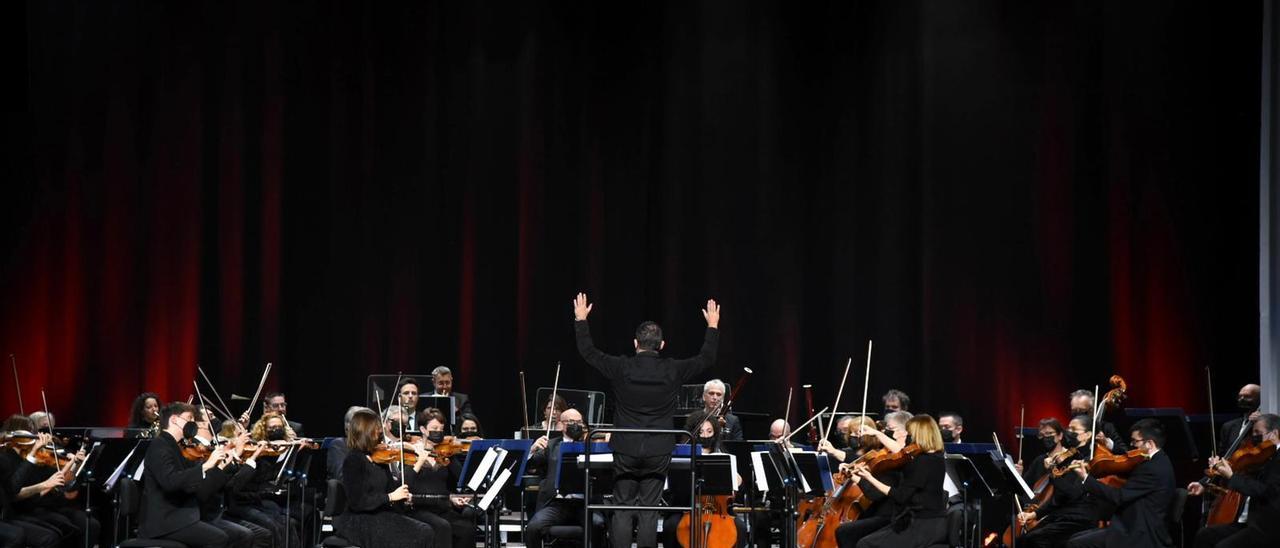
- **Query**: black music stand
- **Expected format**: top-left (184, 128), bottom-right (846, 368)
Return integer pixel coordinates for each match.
top-left (1121, 408), bottom-right (1199, 461)
top-left (945, 454), bottom-right (994, 548)
top-left (534, 387), bottom-right (607, 425)
top-left (989, 451), bottom-right (1034, 548)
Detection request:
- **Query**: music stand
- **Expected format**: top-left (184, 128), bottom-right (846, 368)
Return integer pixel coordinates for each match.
top-left (990, 451), bottom-right (1034, 548)
top-left (1121, 408), bottom-right (1199, 461)
top-left (534, 387), bottom-right (607, 426)
top-left (365, 373), bottom-right (435, 410)
top-left (945, 454), bottom-right (994, 548)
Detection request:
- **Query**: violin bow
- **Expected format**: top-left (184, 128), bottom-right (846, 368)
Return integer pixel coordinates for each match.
top-left (243, 362), bottom-right (273, 421)
top-left (391, 371), bottom-right (406, 484)
top-left (1206, 366), bottom-right (1218, 458)
top-left (192, 381), bottom-right (228, 444)
top-left (820, 356), bottom-right (855, 448)
top-left (787, 406), bottom-right (830, 441)
top-left (858, 341), bottom-right (873, 437)
top-left (782, 386), bottom-right (793, 438)
top-left (546, 362), bottom-right (561, 441)
top-left (1017, 404), bottom-right (1025, 463)
top-left (1084, 383), bottom-right (1100, 483)
top-left (519, 370), bottom-right (530, 430)
top-left (197, 365), bottom-right (242, 432)
top-left (10, 354), bottom-right (22, 415)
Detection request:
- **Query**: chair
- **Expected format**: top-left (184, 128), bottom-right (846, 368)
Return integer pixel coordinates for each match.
top-left (115, 477), bottom-right (188, 548)
top-left (316, 479), bottom-right (357, 548)
top-left (1167, 487), bottom-right (1189, 548)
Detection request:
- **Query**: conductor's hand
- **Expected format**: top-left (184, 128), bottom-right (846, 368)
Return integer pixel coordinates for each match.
top-left (574, 293), bottom-right (593, 321)
top-left (703, 299), bottom-right (720, 329)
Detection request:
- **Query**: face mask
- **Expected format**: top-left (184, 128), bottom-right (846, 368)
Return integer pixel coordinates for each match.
top-left (460, 429), bottom-right (479, 437)
top-left (1239, 397), bottom-right (1260, 412)
top-left (883, 427), bottom-right (896, 440)
top-left (565, 422), bottom-right (586, 441)
top-left (904, 435), bottom-right (914, 446)
top-left (427, 431), bottom-right (445, 444)
top-left (698, 436), bottom-right (717, 449)
top-left (940, 429), bottom-right (955, 443)
top-left (1041, 437), bottom-right (1058, 451)
top-left (830, 431), bottom-right (847, 448)
top-left (1251, 433), bottom-right (1265, 446)
top-left (267, 428), bottom-right (287, 441)
top-left (845, 434), bottom-right (861, 451)
top-left (181, 420), bottom-right (199, 440)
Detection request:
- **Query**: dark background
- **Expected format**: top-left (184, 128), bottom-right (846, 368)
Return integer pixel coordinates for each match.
top-left (2, 1), bottom-right (1264, 446)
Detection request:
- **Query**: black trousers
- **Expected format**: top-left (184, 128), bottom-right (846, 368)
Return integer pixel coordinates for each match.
top-left (1065, 528), bottom-right (1106, 548)
top-left (612, 453), bottom-right (670, 548)
top-left (208, 518), bottom-right (253, 548)
top-left (524, 499), bottom-right (606, 548)
top-left (228, 503), bottom-right (300, 547)
top-left (0, 521), bottom-right (23, 548)
top-left (1021, 518), bottom-right (1097, 548)
top-left (407, 506), bottom-right (474, 548)
top-left (835, 516), bottom-right (890, 548)
top-left (155, 520), bottom-right (231, 548)
top-left (856, 515), bottom-right (947, 548)
top-left (8, 516), bottom-right (62, 547)
top-left (1195, 522), bottom-right (1278, 548)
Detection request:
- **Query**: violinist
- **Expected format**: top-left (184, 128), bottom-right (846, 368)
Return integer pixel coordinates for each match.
top-left (847, 414), bottom-right (948, 548)
top-left (457, 413), bottom-right (484, 441)
top-left (1015, 417), bottom-right (1115, 548)
top-left (1066, 418), bottom-right (1175, 548)
top-left (1188, 412), bottom-right (1280, 547)
top-left (9, 413), bottom-right (98, 547)
top-left (191, 408), bottom-right (272, 548)
top-left (228, 412), bottom-right (302, 548)
top-left (881, 390), bottom-right (911, 414)
top-left (524, 408), bottom-right (605, 548)
top-left (326, 406), bottom-right (371, 482)
top-left (702, 379), bottom-right (744, 441)
top-left (127, 391), bottom-right (161, 437)
top-left (382, 406), bottom-right (412, 445)
top-left (0, 417), bottom-right (63, 548)
top-left (661, 410), bottom-right (747, 548)
top-left (820, 415), bottom-right (880, 463)
top-left (832, 413), bottom-right (906, 548)
top-left (405, 408), bottom-right (475, 548)
top-left (1217, 384), bottom-right (1261, 456)
top-left (334, 409), bottom-right (434, 548)
top-left (261, 392), bottom-right (305, 438)
top-left (1068, 389), bottom-right (1127, 453)
top-left (138, 402), bottom-right (236, 548)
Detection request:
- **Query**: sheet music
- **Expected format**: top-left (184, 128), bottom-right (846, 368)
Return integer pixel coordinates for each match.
top-left (1002, 454), bottom-right (1034, 500)
top-left (104, 444), bottom-right (137, 490)
top-left (476, 468), bottom-right (512, 511)
top-left (751, 452), bottom-right (769, 492)
top-left (467, 447), bottom-right (503, 492)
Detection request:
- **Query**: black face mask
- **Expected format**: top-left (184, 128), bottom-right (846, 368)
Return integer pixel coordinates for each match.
top-left (460, 429), bottom-right (479, 437)
top-left (883, 427), bottom-right (896, 441)
top-left (181, 420), bottom-right (199, 440)
top-left (904, 435), bottom-right (914, 446)
top-left (427, 431), bottom-right (445, 444)
top-left (267, 428), bottom-right (287, 441)
top-left (1041, 436), bottom-right (1058, 451)
top-left (940, 429), bottom-right (956, 443)
top-left (830, 431), bottom-right (848, 449)
top-left (1239, 397), bottom-right (1260, 412)
top-left (565, 422), bottom-right (586, 441)
top-left (1062, 433), bottom-right (1081, 449)
top-left (698, 436), bottom-right (717, 450)
top-left (845, 434), bottom-right (861, 451)
top-left (1251, 433), bottom-right (1265, 446)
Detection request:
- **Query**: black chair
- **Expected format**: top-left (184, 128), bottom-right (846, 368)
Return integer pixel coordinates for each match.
top-left (545, 511), bottom-right (605, 547)
top-left (317, 479), bottom-right (357, 548)
top-left (115, 477), bottom-right (188, 548)
top-left (927, 503), bottom-right (971, 548)
top-left (1167, 487), bottom-right (1189, 548)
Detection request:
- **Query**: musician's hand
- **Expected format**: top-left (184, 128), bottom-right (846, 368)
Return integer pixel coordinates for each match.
top-left (573, 293), bottom-right (593, 321)
top-left (238, 411), bottom-right (251, 427)
top-left (858, 424), bottom-right (882, 438)
top-left (1014, 460), bottom-right (1024, 475)
top-left (1207, 456), bottom-right (1223, 468)
top-left (39, 472), bottom-right (65, 495)
top-left (74, 447), bottom-right (87, 462)
top-left (388, 484), bottom-right (411, 503)
top-left (1095, 432), bottom-right (1113, 450)
top-left (250, 442), bottom-right (266, 459)
top-left (1187, 482), bottom-right (1205, 496)
top-left (1070, 461), bottom-right (1088, 479)
top-left (818, 439), bottom-right (836, 454)
top-left (838, 462), bottom-right (854, 473)
top-left (1249, 411), bottom-right (1262, 422)
top-left (851, 463), bottom-right (872, 479)
top-left (1214, 460), bottom-right (1234, 479)
top-left (531, 435), bottom-right (549, 452)
top-left (702, 299), bottom-right (720, 329)
top-left (450, 494), bottom-right (469, 507)
top-left (1017, 511), bottom-right (1036, 525)
top-left (235, 432), bottom-right (252, 448)
top-left (34, 433), bottom-right (53, 450)
top-left (203, 445), bottom-right (227, 472)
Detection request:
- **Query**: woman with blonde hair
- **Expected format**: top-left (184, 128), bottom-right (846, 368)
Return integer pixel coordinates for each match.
top-left (846, 414), bottom-right (949, 548)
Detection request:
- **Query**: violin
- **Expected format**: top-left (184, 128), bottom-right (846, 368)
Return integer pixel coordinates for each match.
top-left (255, 439), bottom-right (321, 457)
top-left (428, 437), bottom-right (471, 464)
top-left (1078, 444), bottom-right (1148, 488)
top-left (370, 443), bottom-right (420, 466)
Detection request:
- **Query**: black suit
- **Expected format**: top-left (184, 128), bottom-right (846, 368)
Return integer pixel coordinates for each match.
top-left (1218, 417), bottom-right (1252, 456)
top-left (574, 318), bottom-right (717, 548)
top-left (1194, 450), bottom-right (1280, 548)
top-left (720, 412), bottom-right (744, 441)
top-left (139, 432), bottom-right (231, 548)
top-left (1069, 450), bottom-right (1175, 548)
top-left (523, 437), bottom-right (603, 548)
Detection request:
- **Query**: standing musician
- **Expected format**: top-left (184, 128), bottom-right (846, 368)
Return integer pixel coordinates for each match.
top-left (847, 414), bottom-right (949, 548)
top-left (138, 402), bottom-right (237, 548)
top-left (524, 407), bottom-right (605, 548)
top-left (572, 292), bottom-right (720, 548)
top-left (1066, 418), bottom-right (1175, 548)
top-left (405, 408), bottom-right (477, 548)
top-left (661, 410), bottom-right (747, 548)
top-left (334, 409), bottom-right (434, 548)
top-left (429, 366), bottom-right (473, 418)
top-left (128, 391), bottom-right (161, 436)
top-left (833, 413), bottom-right (909, 548)
top-left (261, 392), bottom-right (305, 438)
top-left (1188, 412), bottom-right (1280, 547)
top-left (0, 416), bottom-right (65, 548)
top-left (1217, 384), bottom-right (1261, 456)
top-left (1015, 416), bottom-right (1115, 548)
top-left (1068, 389), bottom-right (1128, 453)
top-left (702, 379), bottom-right (745, 441)
top-left (394, 377), bottom-right (423, 430)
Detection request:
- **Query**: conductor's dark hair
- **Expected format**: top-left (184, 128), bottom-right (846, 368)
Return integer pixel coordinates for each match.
top-left (635, 321), bottom-right (663, 351)
top-left (1129, 418), bottom-right (1166, 448)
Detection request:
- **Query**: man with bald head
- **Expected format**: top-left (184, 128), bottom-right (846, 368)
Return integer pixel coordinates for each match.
top-left (769, 419), bottom-right (791, 442)
top-left (1219, 384), bottom-right (1262, 455)
top-left (524, 408), bottom-right (603, 548)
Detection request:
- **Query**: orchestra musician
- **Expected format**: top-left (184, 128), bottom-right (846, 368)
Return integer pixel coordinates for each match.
top-left (0, 416), bottom-right (65, 548)
top-left (701, 379), bottom-right (744, 441)
top-left (191, 407), bottom-right (271, 548)
top-left (832, 412), bottom-right (908, 548)
top-left (394, 377), bottom-right (424, 430)
top-left (12, 411), bottom-right (100, 547)
top-left (128, 391), bottom-right (161, 435)
top-left (382, 406), bottom-right (412, 444)
top-left (1188, 412), bottom-right (1280, 547)
top-left (1218, 384), bottom-right (1261, 456)
top-left (661, 409), bottom-right (747, 548)
top-left (326, 406), bottom-right (370, 482)
top-left (820, 415), bottom-right (882, 463)
top-left (882, 389), bottom-right (911, 414)
top-left (261, 392), bottom-right (305, 438)
top-left (768, 418), bottom-right (791, 442)
top-left (1015, 416), bottom-right (1115, 548)
top-left (847, 414), bottom-right (949, 548)
top-left (1066, 418), bottom-right (1175, 548)
top-left (334, 409), bottom-right (434, 548)
top-left (938, 412), bottom-right (964, 444)
top-left (524, 407), bottom-right (605, 548)
top-left (232, 412), bottom-right (304, 548)
top-left (137, 402), bottom-right (236, 548)
top-left (429, 366), bottom-right (473, 418)
top-left (573, 292), bottom-right (720, 548)
top-left (457, 413), bottom-right (483, 440)
top-left (1068, 389), bottom-right (1128, 453)
top-left (404, 408), bottom-right (477, 548)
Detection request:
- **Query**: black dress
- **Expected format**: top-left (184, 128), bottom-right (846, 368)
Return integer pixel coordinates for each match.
top-left (405, 458), bottom-right (476, 548)
top-left (336, 451), bottom-right (434, 548)
top-left (856, 451), bottom-right (949, 548)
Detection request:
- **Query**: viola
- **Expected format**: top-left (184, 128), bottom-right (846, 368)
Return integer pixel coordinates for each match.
top-left (676, 495), bottom-right (737, 548)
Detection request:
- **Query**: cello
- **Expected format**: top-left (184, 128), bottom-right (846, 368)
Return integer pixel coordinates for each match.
top-left (1201, 431), bottom-right (1277, 525)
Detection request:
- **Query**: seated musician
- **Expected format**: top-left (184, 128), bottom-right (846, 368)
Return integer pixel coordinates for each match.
top-left (1015, 416), bottom-right (1115, 548)
top-left (127, 391), bottom-right (161, 436)
top-left (1069, 389), bottom-right (1128, 453)
top-left (702, 379), bottom-right (745, 441)
top-left (1188, 412), bottom-right (1280, 547)
top-left (261, 392), bottom-right (304, 438)
top-left (0, 416), bottom-right (65, 548)
top-left (429, 366), bottom-right (473, 418)
top-left (382, 406), bottom-right (412, 444)
top-left (938, 412), bottom-right (964, 444)
top-left (833, 414), bottom-right (906, 548)
top-left (334, 408), bottom-right (433, 548)
top-left (138, 402), bottom-right (237, 548)
top-left (228, 412), bottom-right (302, 548)
top-left (191, 407), bottom-right (271, 548)
top-left (1217, 384), bottom-right (1261, 456)
top-left (1066, 418), bottom-right (1175, 548)
top-left (524, 407), bottom-right (605, 548)
top-left (457, 413), bottom-right (483, 441)
top-left (326, 406), bottom-right (370, 482)
top-left (882, 389), bottom-right (911, 414)
top-left (14, 411), bottom-right (100, 546)
top-left (769, 418), bottom-right (791, 442)
top-left (404, 407), bottom-right (476, 548)
top-left (821, 416), bottom-right (881, 463)
top-left (662, 410), bottom-right (747, 548)
top-left (846, 414), bottom-right (949, 548)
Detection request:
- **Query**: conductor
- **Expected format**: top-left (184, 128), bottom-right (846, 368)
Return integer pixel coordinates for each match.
top-left (573, 292), bottom-right (721, 548)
